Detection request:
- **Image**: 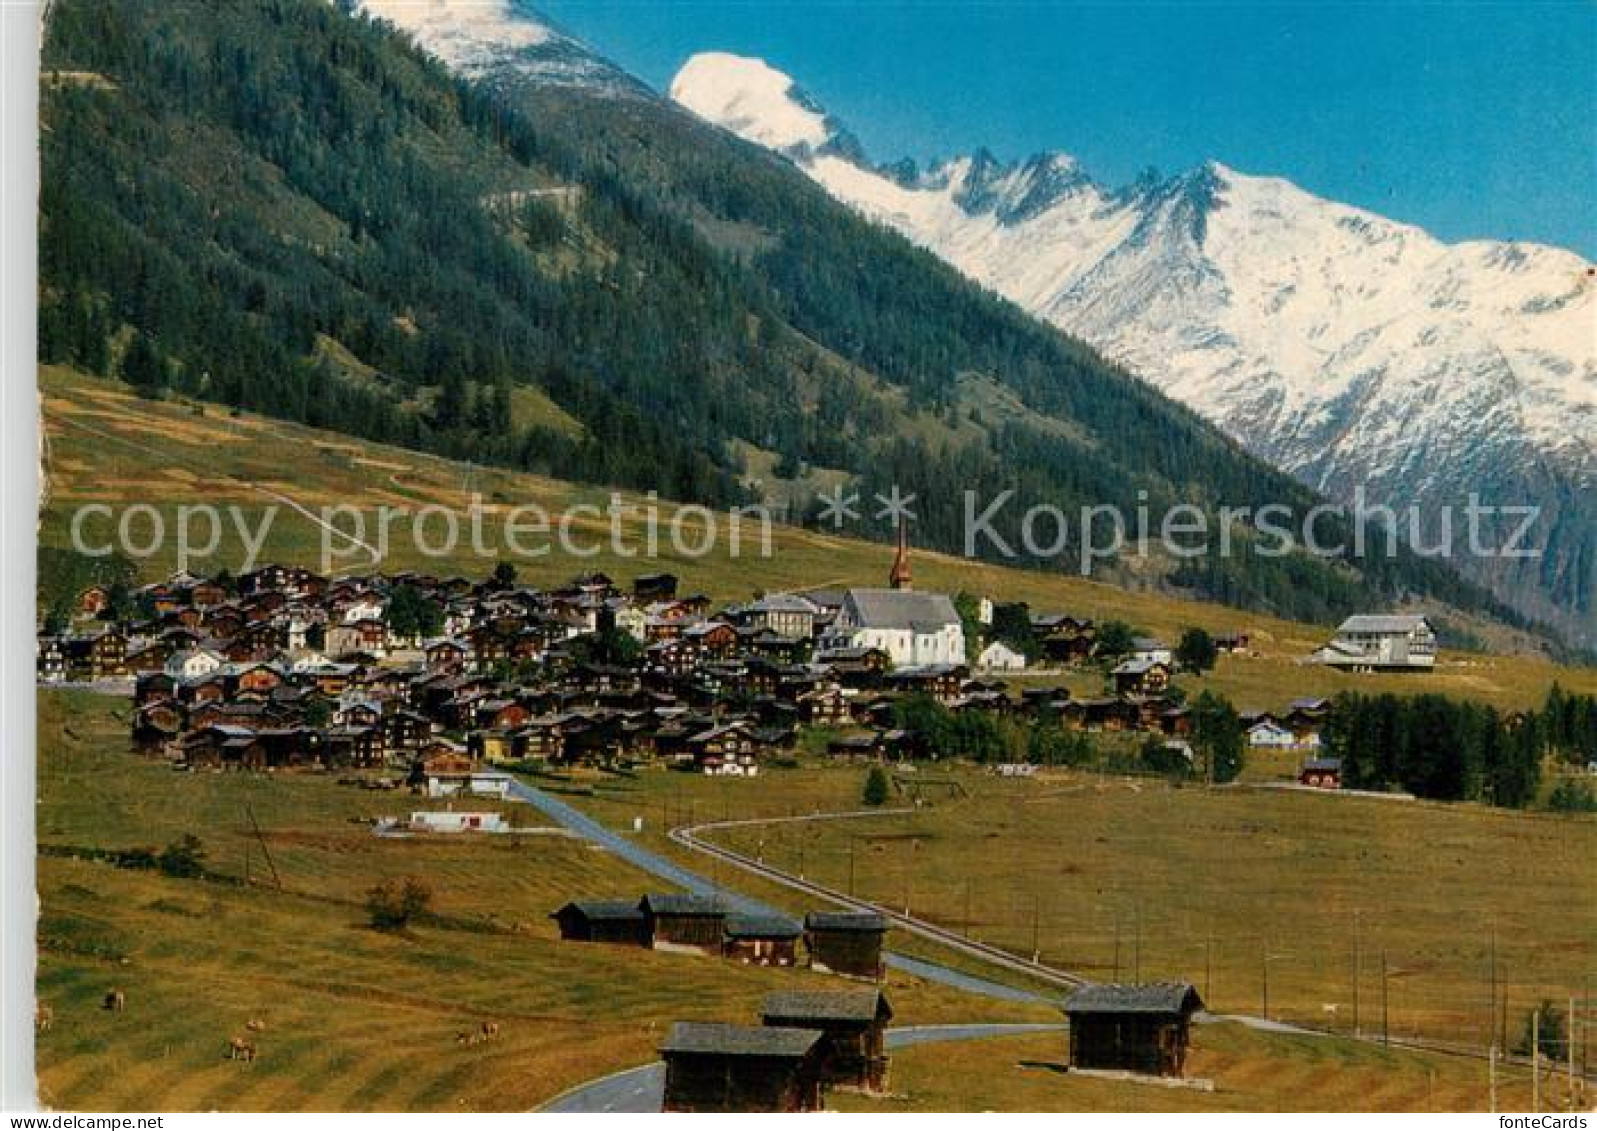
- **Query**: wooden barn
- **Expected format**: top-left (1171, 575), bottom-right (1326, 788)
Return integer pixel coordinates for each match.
top-left (722, 914), bottom-right (802, 967)
top-left (1298, 756), bottom-right (1343, 789)
top-left (1063, 982), bottom-right (1204, 1077)
top-left (641, 893), bottom-right (726, 955)
top-left (659, 1022), bottom-right (824, 1113)
top-left (803, 911), bottom-right (888, 980)
top-left (550, 900), bottom-right (648, 946)
top-left (762, 989), bottom-right (893, 1091)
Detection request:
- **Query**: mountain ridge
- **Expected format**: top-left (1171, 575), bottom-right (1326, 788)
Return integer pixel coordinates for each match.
top-left (670, 51), bottom-right (1596, 642)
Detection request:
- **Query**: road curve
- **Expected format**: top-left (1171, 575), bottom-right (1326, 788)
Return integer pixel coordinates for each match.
top-left (538, 1023), bottom-right (1068, 1113)
top-left (505, 780), bottom-right (1056, 1004)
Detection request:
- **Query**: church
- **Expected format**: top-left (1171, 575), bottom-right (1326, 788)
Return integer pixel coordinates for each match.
top-left (821, 524), bottom-right (966, 669)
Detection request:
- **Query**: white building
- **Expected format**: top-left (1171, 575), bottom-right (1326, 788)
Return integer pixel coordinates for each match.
top-left (165, 647), bottom-right (224, 681)
top-left (977, 640), bottom-right (1027, 672)
top-left (1310, 615), bottom-right (1437, 671)
top-left (826, 589), bottom-right (965, 669)
top-left (408, 811), bottom-right (507, 834)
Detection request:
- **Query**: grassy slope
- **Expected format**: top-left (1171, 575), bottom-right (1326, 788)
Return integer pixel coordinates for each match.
top-left (835, 1027), bottom-right (1556, 1112)
top-left (33, 690), bottom-right (1047, 1111)
top-left (39, 365), bottom-right (1597, 712)
top-left (554, 762), bottom-right (1597, 1047)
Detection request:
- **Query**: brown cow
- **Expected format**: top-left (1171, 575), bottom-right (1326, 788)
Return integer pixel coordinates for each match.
top-left (35, 1004), bottom-right (53, 1033)
top-left (245, 1018), bottom-right (268, 1033)
top-left (455, 1029), bottom-right (481, 1047)
top-left (479, 1021), bottom-right (500, 1041)
top-left (227, 1036), bottom-right (257, 1062)
top-left (103, 989), bottom-right (126, 1012)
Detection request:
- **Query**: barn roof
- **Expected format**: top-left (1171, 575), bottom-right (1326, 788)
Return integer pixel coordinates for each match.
top-left (551, 900), bottom-right (646, 922)
top-left (724, 914), bottom-right (803, 940)
top-left (640, 893), bottom-right (726, 917)
top-left (762, 990), bottom-right (892, 1024)
top-left (660, 1022), bottom-right (822, 1058)
top-left (1064, 982), bottom-right (1204, 1016)
top-left (805, 911), bottom-right (889, 933)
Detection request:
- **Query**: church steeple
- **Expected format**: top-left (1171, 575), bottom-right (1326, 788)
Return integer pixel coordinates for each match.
top-left (889, 518), bottom-right (913, 590)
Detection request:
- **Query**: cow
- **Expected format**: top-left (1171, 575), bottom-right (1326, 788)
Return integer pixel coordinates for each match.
top-left (227, 1036), bottom-right (257, 1062)
top-left (455, 1029), bottom-right (481, 1047)
top-left (35, 1004), bottom-right (53, 1033)
top-left (479, 1021), bottom-right (500, 1041)
top-left (103, 989), bottom-right (126, 1012)
top-left (245, 1018), bottom-right (267, 1033)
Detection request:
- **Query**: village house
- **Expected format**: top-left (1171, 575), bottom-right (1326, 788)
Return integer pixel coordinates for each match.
top-left (407, 810), bottom-right (507, 834)
top-left (659, 1022), bottom-right (825, 1113)
top-left (1111, 657), bottom-right (1171, 697)
top-left (1310, 614), bottom-right (1437, 671)
top-left (976, 639), bottom-right (1027, 671)
top-left (761, 989), bottom-right (893, 1092)
top-left (1063, 982), bottom-right (1205, 1078)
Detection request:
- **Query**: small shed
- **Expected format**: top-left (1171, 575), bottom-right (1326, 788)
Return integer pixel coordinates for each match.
top-left (550, 900), bottom-right (648, 946)
top-left (659, 1021), bottom-right (824, 1113)
top-left (1063, 982), bottom-right (1204, 1077)
top-left (723, 914), bottom-right (803, 967)
top-left (803, 911), bottom-right (888, 980)
top-left (762, 989), bottom-right (893, 1091)
top-left (1298, 756), bottom-right (1343, 789)
top-left (641, 893), bottom-right (726, 955)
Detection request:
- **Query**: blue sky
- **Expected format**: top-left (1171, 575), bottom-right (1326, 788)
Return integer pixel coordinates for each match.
top-left (536, 0), bottom-right (1597, 257)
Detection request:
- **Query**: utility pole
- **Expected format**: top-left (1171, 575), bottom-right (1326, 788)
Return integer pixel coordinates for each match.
top-left (1261, 950), bottom-right (1270, 1023)
top-left (1133, 902), bottom-right (1142, 984)
top-left (1489, 1042), bottom-right (1497, 1113)
top-left (1353, 910), bottom-right (1362, 1037)
top-left (1533, 1008), bottom-right (1540, 1113)
top-left (1569, 995), bottom-right (1577, 1113)
top-left (1381, 949), bottom-right (1390, 1046)
top-left (1489, 920), bottom-right (1499, 1053)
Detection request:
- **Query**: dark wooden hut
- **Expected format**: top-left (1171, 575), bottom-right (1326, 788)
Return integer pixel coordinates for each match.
top-left (722, 914), bottom-right (803, 967)
top-left (550, 900), bottom-right (648, 946)
top-left (640, 893), bottom-right (726, 955)
top-left (762, 989), bottom-right (893, 1091)
top-left (659, 1022), bottom-right (824, 1112)
top-left (1063, 982), bottom-right (1204, 1077)
top-left (803, 911), bottom-right (888, 979)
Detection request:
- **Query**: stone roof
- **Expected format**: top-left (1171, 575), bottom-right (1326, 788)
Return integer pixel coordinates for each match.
top-left (660, 1021), bottom-right (822, 1058)
top-left (552, 899), bottom-right (646, 922)
top-left (804, 910), bottom-right (889, 933)
top-left (640, 893), bottom-right (726, 917)
top-left (1063, 982), bottom-right (1204, 1016)
top-left (762, 990), bottom-right (890, 1024)
top-left (724, 914), bottom-right (803, 940)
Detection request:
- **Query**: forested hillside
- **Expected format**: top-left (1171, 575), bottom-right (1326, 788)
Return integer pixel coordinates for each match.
top-left (37, 0), bottom-right (1537, 636)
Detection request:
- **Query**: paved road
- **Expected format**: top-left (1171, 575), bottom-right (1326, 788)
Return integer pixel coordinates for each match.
top-left (539, 1024), bottom-right (1067, 1113)
top-left (506, 779), bottom-right (1054, 1004)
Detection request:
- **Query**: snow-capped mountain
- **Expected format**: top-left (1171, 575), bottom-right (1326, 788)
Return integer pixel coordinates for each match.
top-left (353, 0), bottom-right (646, 96)
top-left (673, 53), bottom-right (1596, 639)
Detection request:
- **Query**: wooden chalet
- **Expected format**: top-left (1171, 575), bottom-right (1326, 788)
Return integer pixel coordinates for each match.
top-left (803, 911), bottom-right (888, 980)
top-left (722, 915), bottom-right (803, 967)
top-left (762, 989), bottom-right (892, 1091)
top-left (659, 1022), bottom-right (824, 1113)
top-left (550, 900), bottom-right (648, 946)
top-left (1063, 982), bottom-right (1204, 1077)
top-left (640, 893), bottom-right (726, 955)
